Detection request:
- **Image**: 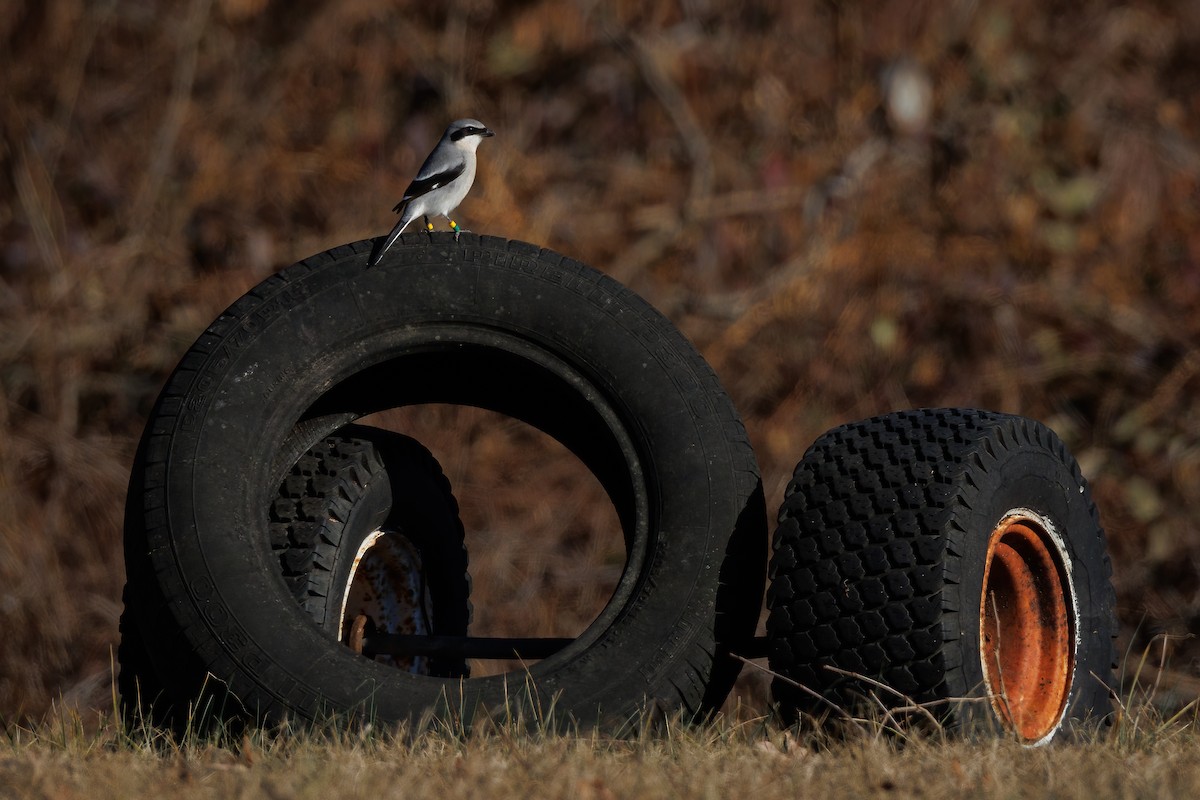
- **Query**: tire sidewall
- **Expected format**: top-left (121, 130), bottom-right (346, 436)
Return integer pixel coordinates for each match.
top-left (327, 429), bottom-right (472, 670)
top-left (310, 450), bottom-right (393, 633)
top-left (943, 434), bottom-right (1115, 737)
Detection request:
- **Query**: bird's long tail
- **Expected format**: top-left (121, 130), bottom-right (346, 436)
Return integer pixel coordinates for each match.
top-left (367, 210), bottom-right (414, 267)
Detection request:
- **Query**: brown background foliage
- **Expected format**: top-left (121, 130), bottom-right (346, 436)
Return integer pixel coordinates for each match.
top-left (2, 0), bottom-right (1199, 722)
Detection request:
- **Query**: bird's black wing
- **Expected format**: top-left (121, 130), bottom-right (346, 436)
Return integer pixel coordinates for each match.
top-left (392, 162), bottom-right (467, 213)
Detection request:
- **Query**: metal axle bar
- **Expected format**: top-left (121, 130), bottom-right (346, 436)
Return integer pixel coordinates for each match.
top-left (362, 634), bottom-right (575, 660)
top-left (360, 633), bottom-right (773, 661)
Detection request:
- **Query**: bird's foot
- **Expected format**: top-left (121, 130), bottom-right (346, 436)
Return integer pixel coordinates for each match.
top-left (450, 220), bottom-right (469, 240)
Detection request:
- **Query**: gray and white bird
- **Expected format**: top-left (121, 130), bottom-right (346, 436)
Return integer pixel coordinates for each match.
top-left (367, 118), bottom-right (494, 267)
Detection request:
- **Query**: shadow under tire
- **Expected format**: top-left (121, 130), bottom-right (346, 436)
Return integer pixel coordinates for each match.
top-left (766, 408), bottom-right (1117, 743)
top-left (121, 233), bottom-right (766, 730)
top-left (117, 583), bottom-right (169, 728)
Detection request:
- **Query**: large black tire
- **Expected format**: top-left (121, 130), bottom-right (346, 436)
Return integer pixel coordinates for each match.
top-left (766, 409), bottom-right (1117, 743)
top-left (270, 426), bottom-right (470, 678)
top-left (122, 233), bottom-right (766, 730)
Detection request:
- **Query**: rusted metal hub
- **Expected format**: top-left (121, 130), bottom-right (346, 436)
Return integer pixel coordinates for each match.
top-left (338, 528), bottom-right (431, 673)
top-left (348, 614), bottom-right (368, 655)
top-left (979, 509), bottom-right (1078, 744)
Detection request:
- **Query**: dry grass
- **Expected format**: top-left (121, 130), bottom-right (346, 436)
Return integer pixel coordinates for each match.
top-left (3, 0), bottom-right (1200, 730)
top-left (2, 691), bottom-right (1199, 799)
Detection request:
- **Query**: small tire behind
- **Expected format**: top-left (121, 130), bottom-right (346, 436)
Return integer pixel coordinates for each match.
top-left (270, 425), bottom-right (470, 678)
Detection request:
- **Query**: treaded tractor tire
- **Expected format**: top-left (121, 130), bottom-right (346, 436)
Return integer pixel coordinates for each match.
top-left (122, 233), bottom-right (766, 730)
top-left (766, 409), bottom-right (1117, 743)
top-left (270, 425), bottom-right (470, 678)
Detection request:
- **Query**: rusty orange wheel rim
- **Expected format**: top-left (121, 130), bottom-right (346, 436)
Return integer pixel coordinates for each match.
top-left (979, 510), bottom-right (1076, 743)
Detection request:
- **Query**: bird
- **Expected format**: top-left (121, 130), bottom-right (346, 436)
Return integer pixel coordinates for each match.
top-left (367, 118), bottom-right (494, 267)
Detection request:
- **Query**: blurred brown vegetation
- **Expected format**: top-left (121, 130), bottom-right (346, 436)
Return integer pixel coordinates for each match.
top-left (3, 0), bottom-right (1200, 722)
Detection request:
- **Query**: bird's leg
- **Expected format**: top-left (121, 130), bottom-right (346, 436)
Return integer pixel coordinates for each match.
top-left (424, 215), bottom-right (433, 233)
top-left (449, 219), bottom-right (462, 240)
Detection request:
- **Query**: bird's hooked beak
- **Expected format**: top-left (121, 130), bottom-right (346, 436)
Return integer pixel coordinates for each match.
top-left (481, 128), bottom-right (495, 138)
